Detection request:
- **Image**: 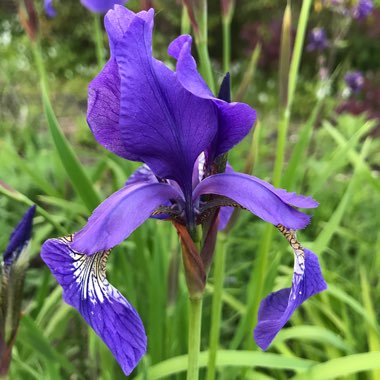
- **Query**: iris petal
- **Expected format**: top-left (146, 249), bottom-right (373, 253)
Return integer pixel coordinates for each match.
top-left (87, 58), bottom-right (130, 159)
top-left (254, 248), bottom-right (327, 350)
top-left (41, 236), bottom-right (146, 376)
top-left (168, 34), bottom-right (256, 158)
top-left (3, 205), bottom-right (36, 266)
top-left (71, 182), bottom-right (184, 254)
top-left (193, 173), bottom-right (314, 230)
top-left (115, 13), bottom-right (217, 194)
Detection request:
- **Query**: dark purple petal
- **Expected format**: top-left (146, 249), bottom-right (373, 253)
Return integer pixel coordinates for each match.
top-left (114, 13), bottom-right (217, 194)
top-left (41, 236), bottom-right (146, 376)
top-left (88, 9), bottom-right (157, 159)
top-left (87, 58), bottom-right (131, 159)
top-left (214, 101), bottom-right (256, 157)
top-left (105, 6), bottom-right (153, 54)
top-left (193, 173), bottom-right (313, 230)
top-left (44, 0), bottom-right (56, 17)
top-left (80, 0), bottom-right (127, 13)
top-left (169, 34), bottom-right (256, 158)
top-left (3, 205), bottom-right (36, 266)
top-left (224, 166), bottom-right (318, 208)
top-left (254, 249), bottom-right (327, 350)
top-left (71, 182), bottom-right (183, 254)
top-left (168, 35), bottom-right (213, 98)
top-left (240, 174), bottom-right (319, 209)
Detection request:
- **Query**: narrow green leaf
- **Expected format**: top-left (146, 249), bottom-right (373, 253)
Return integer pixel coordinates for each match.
top-left (312, 139), bottom-right (371, 253)
top-left (274, 326), bottom-right (352, 353)
top-left (292, 352), bottom-right (380, 380)
top-left (32, 41), bottom-right (101, 213)
top-left (360, 267), bottom-right (380, 380)
top-left (282, 100), bottom-right (323, 190)
top-left (135, 351), bottom-right (315, 380)
top-left (41, 90), bottom-right (101, 212)
top-left (18, 315), bottom-right (81, 378)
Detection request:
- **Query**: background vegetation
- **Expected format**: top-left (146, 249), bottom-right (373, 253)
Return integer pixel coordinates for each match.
top-left (1, 0), bottom-right (380, 378)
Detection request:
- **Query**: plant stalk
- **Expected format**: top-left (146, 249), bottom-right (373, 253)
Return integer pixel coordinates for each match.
top-left (187, 296), bottom-right (203, 380)
top-left (92, 14), bottom-right (105, 69)
top-left (206, 233), bottom-right (227, 380)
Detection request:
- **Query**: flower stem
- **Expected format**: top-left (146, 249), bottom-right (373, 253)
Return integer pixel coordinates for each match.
top-left (206, 233), bottom-right (227, 380)
top-left (193, 0), bottom-right (215, 93)
top-left (92, 14), bottom-right (105, 70)
top-left (187, 296), bottom-right (203, 380)
top-left (197, 41), bottom-right (215, 94)
top-left (222, 18), bottom-right (231, 74)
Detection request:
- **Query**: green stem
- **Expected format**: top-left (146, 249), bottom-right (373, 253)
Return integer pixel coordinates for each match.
top-left (232, 1), bottom-right (313, 350)
top-left (272, 108), bottom-right (289, 187)
top-left (187, 296), bottom-right (203, 380)
top-left (93, 14), bottom-right (105, 69)
top-left (222, 17), bottom-right (231, 74)
top-left (193, 0), bottom-right (215, 93)
top-left (197, 41), bottom-right (215, 94)
top-left (181, 4), bottom-right (190, 35)
top-left (206, 233), bottom-right (227, 380)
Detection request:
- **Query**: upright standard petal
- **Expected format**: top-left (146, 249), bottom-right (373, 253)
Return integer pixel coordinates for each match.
top-left (71, 182), bottom-right (184, 254)
top-left (115, 13), bottom-right (217, 193)
top-left (193, 173), bottom-right (313, 230)
top-left (80, 0), bottom-right (127, 14)
top-left (169, 35), bottom-right (256, 158)
top-left (87, 58), bottom-right (130, 159)
top-left (41, 236), bottom-right (146, 376)
top-left (87, 9), bottom-right (159, 159)
top-left (3, 205), bottom-right (36, 266)
top-left (105, 6), bottom-right (153, 54)
top-left (254, 248), bottom-right (327, 350)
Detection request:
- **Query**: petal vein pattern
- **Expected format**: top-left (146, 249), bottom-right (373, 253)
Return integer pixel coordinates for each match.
top-left (193, 173), bottom-right (314, 229)
top-left (254, 226), bottom-right (327, 350)
top-left (114, 13), bottom-right (217, 193)
top-left (41, 236), bottom-right (146, 376)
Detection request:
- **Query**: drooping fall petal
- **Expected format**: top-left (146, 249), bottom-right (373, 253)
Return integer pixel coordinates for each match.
top-left (41, 236), bottom-right (146, 376)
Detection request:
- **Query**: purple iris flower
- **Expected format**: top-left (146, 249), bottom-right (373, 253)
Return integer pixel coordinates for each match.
top-left (306, 27), bottom-right (329, 52)
top-left (44, 0), bottom-right (127, 17)
top-left (4, 205), bottom-right (36, 267)
top-left (41, 6), bottom-right (326, 375)
top-left (345, 71), bottom-right (365, 93)
top-left (352, 0), bottom-right (374, 20)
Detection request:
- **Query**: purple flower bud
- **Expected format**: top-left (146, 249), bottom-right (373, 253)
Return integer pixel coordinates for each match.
top-left (352, 0), bottom-right (374, 20)
top-left (306, 27), bottom-right (329, 52)
top-left (344, 71), bottom-right (365, 93)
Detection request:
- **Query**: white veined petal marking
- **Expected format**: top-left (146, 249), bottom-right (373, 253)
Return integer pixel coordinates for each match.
top-left (58, 235), bottom-right (110, 305)
top-left (277, 224), bottom-right (305, 300)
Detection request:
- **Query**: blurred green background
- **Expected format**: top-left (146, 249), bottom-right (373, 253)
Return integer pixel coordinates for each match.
top-left (1, 0), bottom-right (380, 379)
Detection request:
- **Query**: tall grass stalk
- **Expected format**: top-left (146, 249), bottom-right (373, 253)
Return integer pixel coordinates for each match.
top-left (228, 0), bottom-right (314, 349)
top-left (187, 297), bottom-right (203, 380)
top-left (250, 0), bottom-right (313, 337)
top-left (31, 40), bottom-right (101, 212)
top-left (92, 14), bottom-right (106, 69)
top-left (206, 233), bottom-right (227, 380)
top-left (191, 0), bottom-right (215, 93)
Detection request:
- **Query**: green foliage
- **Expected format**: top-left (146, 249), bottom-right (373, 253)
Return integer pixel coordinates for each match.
top-left (1, 0), bottom-right (380, 379)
